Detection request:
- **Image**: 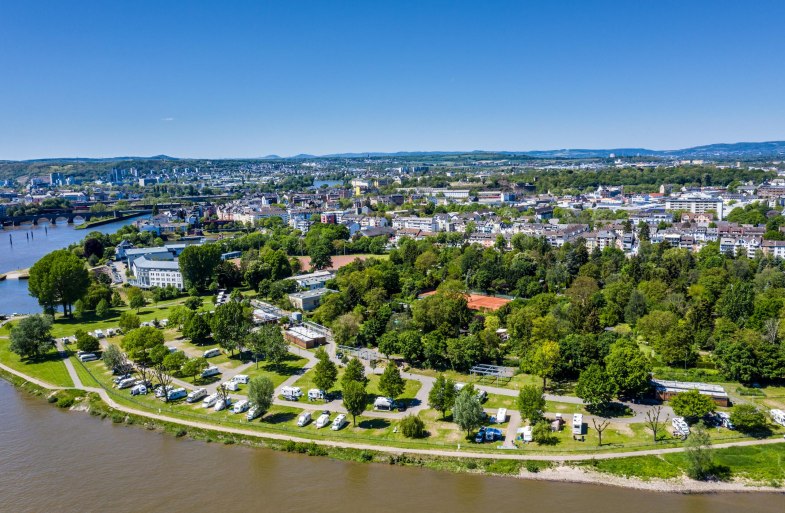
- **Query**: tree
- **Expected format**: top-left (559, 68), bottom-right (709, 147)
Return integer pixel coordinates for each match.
top-left (179, 244), bottom-right (222, 292)
top-left (342, 380), bottom-right (366, 426)
top-left (377, 332), bottom-right (399, 359)
top-left (592, 417), bottom-right (611, 446)
top-left (670, 390), bottom-right (716, 423)
top-left (532, 420), bottom-right (557, 445)
top-left (74, 329), bottom-right (100, 353)
top-left (684, 422), bottom-right (714, 480)
top-left (400, 415), bottom-right (426, 438)
top-left (152, 362), bottom-right (174, 402)
top-left (575, 364), bottom-right (618, 412)
top-left (247, 376), bottom-right (275, 419)
top-left (111, 290), bottom-right (124, 308)
top-left (308, 239), bottom-right (333, 270)
top-left (644, 405), bottom-right (669, 443)
top-left (74, 299), bottom-right (85, 320)
top-left (9, 315), bottom-right (54, 360)
top-left (211, 300), bottom-right (251, 355)
top-left (95, 298), bottom-right (109, 318)
top-left (28, 249), bottom-right (90, 316)
top-left (453, 384), bottom-right (484, 435)
top-left (118, 311), bottom-right (141, 333)
top-left (605, 338), bottom-right (651, 399)
top-left (428, 375), bottom-right (456, 420)
top-left (181, 357), bottom-right (208, 383)
top-left (127, 287), bottom-right (146, 313)
top-left (332, 312), bottom-right (361, 345)
top-left (341, 357), bottom-right (367, 388)
top-left (729, 404), bottom-right (768, 435)
top-left (215, 382), bottom-right (230, 406)
top-left (163, 350), bottom-right (188, 374)
top-left (122, 326), bottom-right (165, 367)
top-left (526, 339), bottom-right (561, 390)
top-left (102, 344), bottom-right (131, 374)
top-left (183, 313), bottom-right (211, 345)
top-left (184, 295), bottom-right (203, 311)
top-left (259, 324), bottom-right (288, 368)
top-left (378, 363), bottom-right (405, 400)
top-left (312, 348), bottom-right (338, 398)
top-left (517, 384), bottom-right (546, 423)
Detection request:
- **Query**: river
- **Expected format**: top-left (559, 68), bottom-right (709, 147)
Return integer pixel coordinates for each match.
top-left (0, 217), bottom-right (145, 314)
top-left (0, 381), bottom-right (781, 513)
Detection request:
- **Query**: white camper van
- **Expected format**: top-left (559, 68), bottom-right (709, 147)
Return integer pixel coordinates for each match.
top-left (308, 388), bottom-right (325, 401)
top-left (374, 397), bottom-right (394, 411)
top-left (770, 409), bottom-right (785, 427)
top-left (186, 388), bottom-right (208, 403)
top-left (232, 374), bottom-right (250, 385)
top-left (315, 411), bottom-right (331, 429)
top-left (496, 408), bottom-right (507, 424)
top-left (203, 348), bottom-right (221, 358)
top-left (281, 386), bottom-right (303, 401)
top-left (246, 406), bottom-right (262, 421)
top-left (202, 393), bottom-right (219, 409)
top-left (201, 366), bottom-right (220, 379)
top-left (331, 414), bottom-right (347, 431)
top-left (572, 414), bottom-right (583, 436)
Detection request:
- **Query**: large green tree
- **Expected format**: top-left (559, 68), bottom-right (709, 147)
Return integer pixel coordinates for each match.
top-left (9, 314), bottom-right (54, 360)
top-left (517, 384), bottom-right (545, 423)
top-left (453, 384), bottom-right (485, 435)
top-left (604, 338), bottom-right (651, 399)
top-left (247, 376), bottom-right (275, 419)
top-left (428, 374), bottom-right (456, 419)
top-left (121, 326), bottom-right (165, 367)
top-left (211, 300), bottom-right (251, 355)
top-left (378, 363), bottom-right (405, 401)
top-left (178, 244), bottom-right (222, 292)
top-left (342, 380), bottom-right (366, 426)
top-left (28, 250), bottom-right (89, 316)
top-left (575, 364), bottom-right (618, 411)
top-left (312, 348), bottom-right (338, 397)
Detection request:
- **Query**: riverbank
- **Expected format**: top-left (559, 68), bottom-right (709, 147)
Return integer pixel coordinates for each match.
top-left (1, 365), bottom-right (782, 493)
top-left (74, 211), bottom-right (149, 230)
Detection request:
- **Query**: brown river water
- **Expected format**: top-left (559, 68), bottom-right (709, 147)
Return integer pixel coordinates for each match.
top-left (0, 380), bottom-right (782, 513)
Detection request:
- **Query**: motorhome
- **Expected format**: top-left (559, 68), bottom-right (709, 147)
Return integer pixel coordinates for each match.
top-left (572, 414), bottom-right (583, 436)
top-left (232, 374), bottom-right (250, 385)
top-left (214, 397), bottom-right (231, 411)
top-left (308, 389), bottom-right (325, 401)
top-left (297, 411), bottom-right (312, 427)
top-left (203, 348), bottom-right (222, 358)
top-left (476, 389), bottom-right (488, 402)
top-left (315, 411), bottom-right (331, 429)
top-left (231, 400), bottom-right (250, 414)
top-left (247, 406), bottom-right (262, 421)
top-left (117, 377), bottom-right (137, 389)
top-left (521, 425), bottom-right (533, 442)
top-left (374, 396), bottom-right (394, 411)
top-left (167, 388), bottom-right (187, 401)
top-left (223, 381), bottom-right (239, 392)
top-left (281, 386), bottom-right (303, 401)
top-left (201, 366), bottom-right (220, 379)
top-left (771, 409), bottom-right (785, 427)
top-left (202, 393), bottom-right (219, 409)
top-left (94, 330), bottom-right (105, 339)
top-left (331, 414), bottom-right (347, 431)
top-left (496, 408), bottom-right (507, 424)
top-left (78, 353), bottom-right (98, 362)
top-left (186, 388), bottom-right (208, 403)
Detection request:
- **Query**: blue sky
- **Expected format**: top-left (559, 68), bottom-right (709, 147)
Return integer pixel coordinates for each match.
top-left (1, 1), bottom-right (784, 159)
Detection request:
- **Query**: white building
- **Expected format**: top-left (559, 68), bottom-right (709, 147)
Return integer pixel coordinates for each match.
top-left (132, 257), bottom-right (185, 290)
top-left (665, 194), bottom-right (725, 220)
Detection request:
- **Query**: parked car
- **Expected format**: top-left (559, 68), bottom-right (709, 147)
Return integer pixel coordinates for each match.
top-left (331, 414), bottom-right (347, 431)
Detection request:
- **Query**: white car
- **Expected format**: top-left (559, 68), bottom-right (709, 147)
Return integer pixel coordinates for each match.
top-left (315, 411), bottom-right (331, 429)
top-left (331, 414), bottom-right (347, 431)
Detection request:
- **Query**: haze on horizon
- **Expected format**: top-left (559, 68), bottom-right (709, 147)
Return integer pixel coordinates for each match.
top-left (1, 1), bottom-right (784, 160)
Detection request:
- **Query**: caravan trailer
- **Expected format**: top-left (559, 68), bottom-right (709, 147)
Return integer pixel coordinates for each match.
top-left (572, 414), bottom-right (583, 436)
top-left (374, 397), bottom-right (394, 411)
top-left (167, 388), bottom-right (187, 401)
top-left (202, 393), bottom-right (219, 409)
top-left (771, 409), bottom-right (785, 427)
top-left (214, 397), bottom-right (231, 411)
top-left (78, 353), bottom-right (98, 362)
top-left (223, 381), bottom-right (239, 392)
top-left (315, 411), bottom-right (331, 429)
top-left (232, 374), bottom-right (250, 385)
top-left (247, 406), bottom-right (262, 421)
top-left (297, 411), bottom-right (312, 427)
top-left (186, 388), bottom-right (208, 403)
top-left (496, 408), bottom-right (507, 424)
top-left (201, 366), bottom-right (220, 379)
top-left (672, 417), bottom-right (690, 438)
top-left (308, 388), bottom-right (325, 401)
top-left (281, 386), bottom-right (303, 401)
top-left (231, 400), bottom-right (250, 414)
top-left (203, 348), bottom-right (222, 358)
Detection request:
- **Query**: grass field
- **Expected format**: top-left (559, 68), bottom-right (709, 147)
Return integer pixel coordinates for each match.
top-left (241, 354), bottom-right (310, 389)
top-left (0, 339), bottom-right (73, 387)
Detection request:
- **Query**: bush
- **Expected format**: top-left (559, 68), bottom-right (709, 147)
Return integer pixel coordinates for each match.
top-left (532, 421), bottom-right (558, 445)
top-left (525, 461), bottom-right (542, 473)
top-left (400, 414), bottom-right (426, 438)
top-left (670, 390), bottom-right (716, 423)
top-left (729, 404), bottom-right (768, 435)
top-left (56, 396), bottom-right (75, 409)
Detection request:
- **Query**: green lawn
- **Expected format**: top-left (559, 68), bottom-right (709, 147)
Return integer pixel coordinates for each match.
top-left (0, 339), bottom-right (73, 388)
top-left (69, 354), bottom-right (102, 388)
top-left (241, 354), bottom-right (310, 389)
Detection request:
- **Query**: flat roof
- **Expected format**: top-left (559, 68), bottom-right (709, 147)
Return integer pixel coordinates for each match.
top-left (134, 256), bottom-right (180, 270)
top-left (651, 379), bottom-right (728, 398)
top-left (286, 325), bottom-right (325, 342)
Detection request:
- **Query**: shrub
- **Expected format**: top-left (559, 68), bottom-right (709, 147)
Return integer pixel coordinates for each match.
top-left (525, 461), bottom-right (541, 473)
top-left (729, 404), bottom-right (768, 435)
top-left (532, 421), bottom-right (558, 445)
top-left (400, 414), bottom-right (426, 438)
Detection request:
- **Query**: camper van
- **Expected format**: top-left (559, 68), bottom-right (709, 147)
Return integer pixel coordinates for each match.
top-left (496, 408), bottom-right (507, 424)
top-left (331, 414), bottom-right (347, 431)
top-left (78, 353), bottom-right (98, 362)
top-left (476, 389), bottom-right (488, 402)
top-left (771, 409), bottom-right (785, 427)
top-left (232, 374), bottom-right (250, 385)
top-left (231, 400), bottom-right (250, 414)
top-left (223, 381), bottom-right (239, 392)
top-left (315, 411), bottom-right (331, 429)
top-left (94, 330), bottom-right (105, 339)
top-left (117, 377), bottom-right (137, 389)
top-left (186, 388), bottom-right (208, 403)
top-left (281, 386), bottom-right (303, 401)
top-left (246, 406), bottom-right (262, 421)
top-left (374, 397), bottom-right (394, 411)
top-left (214, 397), bottom-right (231, 411)
top-left (308, 389), bottom-right (325, 401)
top-left (201, 366), bottom-right (220, 379)
top-left (202, 393), bottom-right (219, 409)
top-left (521, 425), bottom-right (533, 443)
top-left (203, 348), bottom-right (222, 358)
top-left (297, 411), bottom-right (312, 427)
top-left (572, 414), bottom-right (583, 436)
top-left (167, 388), bottom-right (187, 401)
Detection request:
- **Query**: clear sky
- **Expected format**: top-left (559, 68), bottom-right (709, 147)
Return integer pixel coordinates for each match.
top-left (1, 1), bottom-right (784, 159)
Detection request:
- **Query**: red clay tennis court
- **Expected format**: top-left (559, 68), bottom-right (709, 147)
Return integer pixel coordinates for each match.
top-left (419, 291), bottom-right (511, 311)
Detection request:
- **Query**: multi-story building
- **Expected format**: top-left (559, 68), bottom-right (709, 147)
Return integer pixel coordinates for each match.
top-left (665, 194), bottom-right (725, 220)
top-left (131, 257), bottom-right (184, 290)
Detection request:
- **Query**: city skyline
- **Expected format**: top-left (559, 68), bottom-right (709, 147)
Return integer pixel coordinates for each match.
top-left (2, 1), bottom-right (784, 159)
